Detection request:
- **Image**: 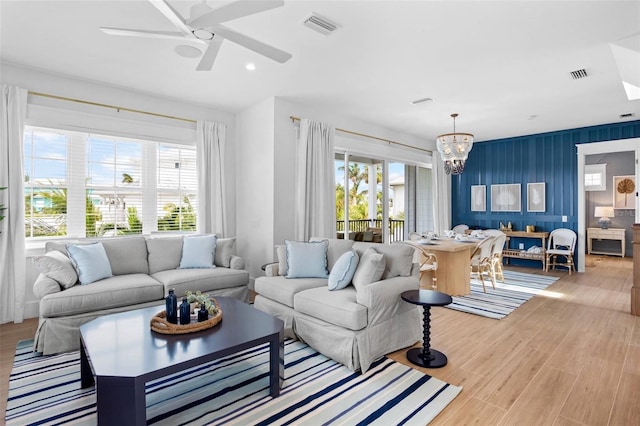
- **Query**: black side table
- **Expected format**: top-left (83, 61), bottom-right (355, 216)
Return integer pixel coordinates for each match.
top-left (401, 289), bottom-right (452, 368)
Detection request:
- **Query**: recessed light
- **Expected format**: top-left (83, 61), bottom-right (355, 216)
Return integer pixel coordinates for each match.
top-left (245, 62), bottom-right (256, 71)
top-left (411, 97), bottom-right (434, 105)
top-left (175, 45), bottom-right (202, 58)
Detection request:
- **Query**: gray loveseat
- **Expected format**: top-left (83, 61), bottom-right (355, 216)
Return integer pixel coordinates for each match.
top-left (32, 235), bottom-right (249, 354)
top-left (254, 238), bottom-right (420, 372)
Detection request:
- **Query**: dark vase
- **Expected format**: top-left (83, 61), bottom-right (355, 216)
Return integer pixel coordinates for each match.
top-left (198, 304), bottom-right (209, 322)
top-left (179, 297), bottom-right (191, 325)
top-left (165, 289), bottom-right (178, 324)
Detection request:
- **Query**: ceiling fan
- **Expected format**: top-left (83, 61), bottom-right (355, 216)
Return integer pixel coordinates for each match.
top-left (100, 0), bottom-right (292, 71)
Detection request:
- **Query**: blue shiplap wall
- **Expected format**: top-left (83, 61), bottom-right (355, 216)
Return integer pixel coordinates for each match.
top-left (451, 120), bottom-right (640, 262)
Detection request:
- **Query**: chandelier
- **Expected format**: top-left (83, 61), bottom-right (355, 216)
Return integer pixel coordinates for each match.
top-left (436, 113), bottom-right (474, 175)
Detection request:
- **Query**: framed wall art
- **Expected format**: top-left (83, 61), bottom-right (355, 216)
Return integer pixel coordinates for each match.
top-left (527, 182), bottom-right (546, 212)
top-left (471, 185), bottom-right (486, 212)
top-left (491, 184), bottom-right (521, 212)
top-left (613, 175), bottom-right (636, 209)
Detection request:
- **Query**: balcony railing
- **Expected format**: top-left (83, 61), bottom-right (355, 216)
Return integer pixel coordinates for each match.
top-left (336, 219), bottom-right (405, 243)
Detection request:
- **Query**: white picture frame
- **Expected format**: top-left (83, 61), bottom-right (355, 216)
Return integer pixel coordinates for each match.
top-left (613, 175), bottom-right (636, 209)
top-left (491, 184), bottom-right (521, 212)
top-left (471, 185), bottom-right (486, 212)
top-left (527, 182), bottom-right (546, 212)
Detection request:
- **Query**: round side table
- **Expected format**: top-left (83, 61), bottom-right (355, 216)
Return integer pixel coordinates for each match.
top-left (401, 289), bottom-right (452, 368)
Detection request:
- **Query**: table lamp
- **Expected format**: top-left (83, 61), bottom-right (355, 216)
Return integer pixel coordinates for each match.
top-left (594, 206), bottom-right (614, 229)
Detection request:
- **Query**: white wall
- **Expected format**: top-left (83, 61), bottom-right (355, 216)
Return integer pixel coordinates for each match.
top-left (1, 62), bottom-right (237, 318)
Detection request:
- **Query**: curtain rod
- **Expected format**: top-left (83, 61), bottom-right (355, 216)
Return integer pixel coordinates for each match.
top-left (28, 91), bottom-right (197, 124)
top-left (289, 115), bottom-right (430, 154)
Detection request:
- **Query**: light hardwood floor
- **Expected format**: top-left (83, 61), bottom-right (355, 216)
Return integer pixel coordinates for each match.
top-left (1, 255), bottom-right (637, 425)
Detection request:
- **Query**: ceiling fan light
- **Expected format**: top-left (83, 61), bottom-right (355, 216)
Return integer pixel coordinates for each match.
top-left (175, 45), bottom-right (202, 58)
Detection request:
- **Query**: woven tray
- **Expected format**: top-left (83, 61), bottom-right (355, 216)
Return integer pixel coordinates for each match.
top-left (150, 299), bottom-right (222, 335)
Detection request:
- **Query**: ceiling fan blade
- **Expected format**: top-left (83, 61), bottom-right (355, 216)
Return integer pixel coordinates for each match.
top-left (100, 27), bottom-right (188, 41)
top-left (188, 0), bottom-right (284, 28)
top-left (196, 37), bottom-right (224, 71)
top-left (211, 25), bottom-right (292, 63)
top-left (148, 0), bottom-right (192, 37)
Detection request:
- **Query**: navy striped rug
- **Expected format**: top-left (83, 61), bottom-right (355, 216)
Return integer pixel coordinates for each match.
top-left (446, 270), bottom-right (560, 319)
top-left (6, 339), bottom-right (461, 425)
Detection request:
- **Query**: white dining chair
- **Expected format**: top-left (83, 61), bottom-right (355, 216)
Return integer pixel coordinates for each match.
top-left (545, 228), bottom-right (577, 274)
top-left (470, 236), bottom-right (495, 292)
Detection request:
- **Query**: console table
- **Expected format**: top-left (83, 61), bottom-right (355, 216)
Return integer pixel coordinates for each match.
top-left (587, 227), bottom-right (625, 257)
top-left (502, 230), bottom-right (549, 269)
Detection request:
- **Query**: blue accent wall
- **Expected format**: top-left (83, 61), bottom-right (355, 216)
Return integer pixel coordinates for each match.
top-left (451, 120), bottom-right (640, 263)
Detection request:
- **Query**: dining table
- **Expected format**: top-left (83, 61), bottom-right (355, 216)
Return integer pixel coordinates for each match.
top-left (405, 236), bottom-right (483, 296)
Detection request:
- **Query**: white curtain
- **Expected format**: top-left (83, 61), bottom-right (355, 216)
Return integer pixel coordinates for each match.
top-left (295, 119), bottom-right (336, 241)
top-left (432, 151), bottom-right (451, 235)
top-left (196, 121), bottom-right (227, 236)
top-left (0, 85), bottom-right (28, 324)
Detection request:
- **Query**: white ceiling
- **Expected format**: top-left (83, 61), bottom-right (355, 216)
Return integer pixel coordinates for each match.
top-left (1, 0), bottom-right (639, 142)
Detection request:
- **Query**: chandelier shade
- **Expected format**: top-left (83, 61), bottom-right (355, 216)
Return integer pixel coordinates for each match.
top-left (436, 113), bottom-right (474, 175)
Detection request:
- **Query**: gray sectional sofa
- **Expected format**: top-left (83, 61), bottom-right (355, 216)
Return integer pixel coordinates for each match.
top-left (254, 238), bottom-right (421, 372)
top-left (32, 235), bottom-right (249, 354)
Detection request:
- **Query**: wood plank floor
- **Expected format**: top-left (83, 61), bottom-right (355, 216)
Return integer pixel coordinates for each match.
top-left (0, 255), bottom-right (636, 425)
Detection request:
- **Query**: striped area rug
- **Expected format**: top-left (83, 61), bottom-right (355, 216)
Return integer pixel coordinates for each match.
top-left (6, 339), bottom-right (462, 425)
top-left (446, 270), bottom-right (560, 319)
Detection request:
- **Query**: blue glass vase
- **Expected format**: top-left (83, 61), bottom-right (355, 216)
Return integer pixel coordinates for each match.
top-left (179, 297), bottom-right (191, 325)
top-left (165, 289), bottom-right (178, 324)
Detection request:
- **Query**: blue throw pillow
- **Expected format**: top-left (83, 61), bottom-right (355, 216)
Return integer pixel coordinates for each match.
top-left (66, 242), bottom-right (113, 285)
top-left (328, 251), bottom-right (359, 290)
top-left (180, 235), bottom-right (217, 269)
top-left (285, 240), bottom-right (329, 278)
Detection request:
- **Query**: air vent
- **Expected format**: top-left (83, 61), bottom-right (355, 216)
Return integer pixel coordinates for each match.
top-left (303, 13), bottom-right (338, 36)
top-left (570, 69), bottom-right (588, 79)
top-left (620, 112), bottom-right (635, 118)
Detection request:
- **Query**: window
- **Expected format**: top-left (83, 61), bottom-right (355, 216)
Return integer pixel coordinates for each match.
top-left (24, 126), bottom-right (198, 239)
top-left (585, 163), bottom-right (606, 191)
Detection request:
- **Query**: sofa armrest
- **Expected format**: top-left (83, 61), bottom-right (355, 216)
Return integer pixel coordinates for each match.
top-left (265, 263), bottom-right (279, 277)
top-left (229, 255), bottom-right (245, 270)
top-left (33, 274), bottom-right (62, 299)
top-left (355, 275), bottom-right (419, 326)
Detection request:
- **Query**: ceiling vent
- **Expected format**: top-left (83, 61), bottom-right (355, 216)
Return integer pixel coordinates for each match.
top-left (303, 13), bottom-right (338, 36)
top-left (570, 68), bottom-right (588, 79)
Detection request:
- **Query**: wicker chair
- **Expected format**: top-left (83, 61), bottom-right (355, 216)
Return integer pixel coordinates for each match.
top-left (470, 236), bottom-right (496, 292)
top-left (545, 228), bottom-right (577, 274)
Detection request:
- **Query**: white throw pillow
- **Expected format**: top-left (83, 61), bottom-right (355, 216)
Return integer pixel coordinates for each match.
top-left (285, 240), bottom-right (329, 279)
top-left (33, 250), bottom-right (78, 288)
top-left (66, 243), bottom-right (113, 285)
top-left (328, 251), bottom-right (359, 291)
top-left (180, 235), bottom-right (217, 269)
top-left (214, 237), bottom-right (236, 268)
top-left (352, 247), bottom-right (385, 292)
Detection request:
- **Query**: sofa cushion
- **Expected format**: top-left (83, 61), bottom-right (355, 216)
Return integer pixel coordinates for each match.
top-left (352, 247), bottom-right (385, 292)
top-left (328, 251), bottom-right (359, 291)
top-left (152, 268), bottom-right (249, 297)
top-left (353, 242), bottom-right (414, 279)
top-left (310, 238), bottom-right (354, 271)
top-left (285, 240), bottom-right (329, 278)
top-left (254, 276), bottom-right (326, 308)
top-left (180, 235), bottom-right (217, 269)
top-left (146, 237), bottom-right (183, 274)
top-left (215, 237), bottom-right (236, 268)
top-left (33, 250), bottom-right (78, 288)
top-left (99, 236), bottom-right (150, 275)
top-left (294, 286), bottom-right (367, 331)
top-left (47, 237), bottom-right (150, 276)
top-left (39, 274), bottom-right (163, 317)
top-left (66, 242), bottom-right (113, 285)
